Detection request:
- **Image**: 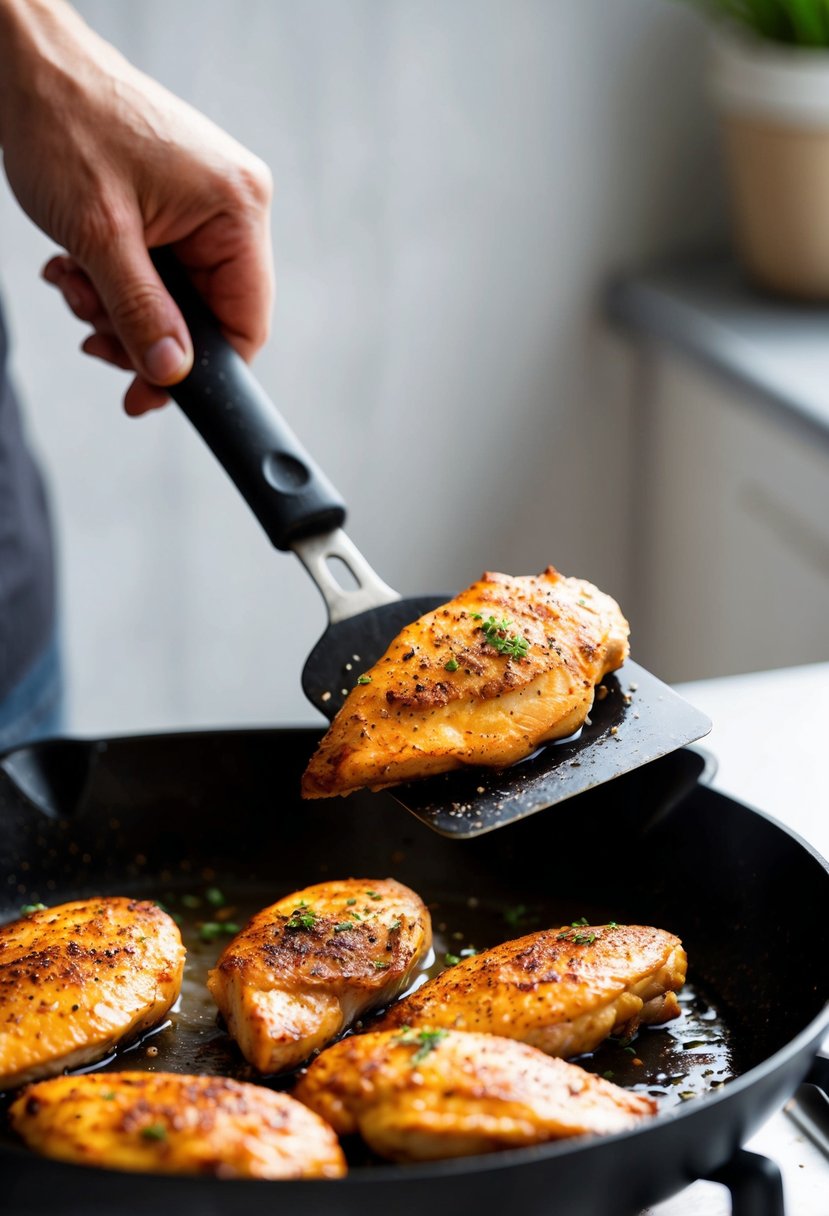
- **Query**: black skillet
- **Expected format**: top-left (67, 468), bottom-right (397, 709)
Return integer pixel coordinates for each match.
top-left (1, 729), bottom-right (827, 1216)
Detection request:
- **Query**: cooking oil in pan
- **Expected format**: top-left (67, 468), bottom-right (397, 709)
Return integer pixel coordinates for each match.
top-left (40, 881), bottom-right (736, 1111)
top-left (577, 985), bottom-right (735, 1104)
top-left (0, 879), bottom-right (737, 1159)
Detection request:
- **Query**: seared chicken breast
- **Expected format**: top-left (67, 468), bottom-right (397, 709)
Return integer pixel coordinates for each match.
top-left (10, 1071), bottom-right (346, 1179)
top-left (302, 566), bottom-right (629, 798)
top-left (0, 898), bottom-right (184, 1090)
top-left (294, 1028), bottom-right (656, 1161)
top-left (374, 924), bottom-right (685, 1058)
top-left (208, 878), bottom-right (431, 1074)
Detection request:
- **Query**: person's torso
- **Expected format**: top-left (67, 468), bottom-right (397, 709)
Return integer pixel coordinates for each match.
top-left (0, 298), bottom-right (56, 701)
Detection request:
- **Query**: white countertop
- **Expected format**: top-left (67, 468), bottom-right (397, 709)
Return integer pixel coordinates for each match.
top-left (646, 663), bottom-right (829, 1216)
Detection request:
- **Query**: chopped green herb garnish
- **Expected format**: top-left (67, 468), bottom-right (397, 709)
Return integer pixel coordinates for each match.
top-left (389, 920), bottom-right (402, 932)
top-left (346, 898), bottom-right (357, 906)
top-left (334, 922), bottom-right (353, 933)
top-left (556, 921), bottom-right (597, 945)
top-left (181, 893), bottom-right (201, 909)
top-left (444, 658), bottom-right (459, 672)
top-left (474, 615), bottom-right (530, 660)
top-left (444, 952), bottom-right (461, 967)
top-left (349, 911), bottom-right (362, 921)
top-left (412, 1030), bottom-right (447, 1064)
top-left (366, 891), bottom-right (382, 900)
top-left (19, 903), bottom-right (47, 915)
top-left (602, 1070), bottom-right (615, 1081)
top-left (373, 960), bottom-right (390, 970)
top-left (285, 906), bottom-right (317, 932)
top-left (141, 1124), bottom-right (167, 1141)
top-left (394, 1026), bottom-right (449, 1064)
top-left (357, 674), bottom-right (372, 685)
top-left (606, 1034), bottom-right (636, 1049)
top-left (102, 1091), bottom-right (117, 1101)
top-left (205, 887), bottom-right (225, 907)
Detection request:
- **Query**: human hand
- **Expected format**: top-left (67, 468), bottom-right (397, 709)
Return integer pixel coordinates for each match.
top-left (0, 0), bottom-right (273, 415)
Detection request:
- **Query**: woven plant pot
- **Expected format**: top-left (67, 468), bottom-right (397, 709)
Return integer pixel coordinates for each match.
top-left (711, 29), bottom-right (829, 300)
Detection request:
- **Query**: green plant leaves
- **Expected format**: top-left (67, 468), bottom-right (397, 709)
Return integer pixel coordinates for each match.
top-left (684, 0), bottom-right (829, 46)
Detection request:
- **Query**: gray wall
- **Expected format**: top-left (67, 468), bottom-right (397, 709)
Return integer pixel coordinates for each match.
top-left (0, 0), bottom-right (722, 733)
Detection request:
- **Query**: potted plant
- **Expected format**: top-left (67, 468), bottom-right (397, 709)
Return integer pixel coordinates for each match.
top-left (686, 1), bottom-right (829, 299)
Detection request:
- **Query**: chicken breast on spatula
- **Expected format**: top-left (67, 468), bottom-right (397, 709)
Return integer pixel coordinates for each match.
top-left (301, 566), bottom-right (629, 798)
top-left (0, 898), bottom-right (185, 1091)
top-left (294, 1028), bottom-right (656, 1162)
top-left (208, 878), bottom-right (431, 1074)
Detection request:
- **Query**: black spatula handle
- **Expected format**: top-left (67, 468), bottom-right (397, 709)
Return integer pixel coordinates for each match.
top-left (151, 247), bottom-right (346, 550)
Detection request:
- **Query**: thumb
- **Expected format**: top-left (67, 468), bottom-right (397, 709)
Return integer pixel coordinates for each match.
top-left (83, 227), bottom-right (193, 386)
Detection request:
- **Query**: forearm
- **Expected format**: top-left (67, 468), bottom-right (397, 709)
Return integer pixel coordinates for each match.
top-left (0, 0), bottom-right (273, 412)
top-left (0, 1), bottom-right (90, 146)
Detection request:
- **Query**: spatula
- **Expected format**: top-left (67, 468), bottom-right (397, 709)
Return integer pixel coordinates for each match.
top-left (151, 250), bottom-right (711, 837)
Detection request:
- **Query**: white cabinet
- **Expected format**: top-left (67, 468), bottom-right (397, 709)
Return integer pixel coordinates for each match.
top-left (629, 349), bottom-right (829, 682)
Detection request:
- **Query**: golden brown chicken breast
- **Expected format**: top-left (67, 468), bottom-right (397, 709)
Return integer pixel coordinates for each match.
top-left (10, 1071), bottom-right (346, 1179)
top-left (208, 878), bottom-right (431, 1075)
top-left (373, 923), bottom-right (686, 1059)
top-left (0, 898), bottom-right (185, 1090)
top-left (294, 1028), bottom-right (656, 1161)
top-left (302, 566), bottom-right (629, 798)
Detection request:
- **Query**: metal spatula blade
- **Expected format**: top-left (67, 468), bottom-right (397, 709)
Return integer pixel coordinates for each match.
top-left (293, 529), bottom-right (444, 717)
top-left (392, 660), bottom-right (711, 837)
top-left (153, 248), bottom-right (711, 835)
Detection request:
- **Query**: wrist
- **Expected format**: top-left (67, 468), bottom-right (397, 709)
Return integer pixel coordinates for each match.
top-left (0, 0), bottom-right (86, 146)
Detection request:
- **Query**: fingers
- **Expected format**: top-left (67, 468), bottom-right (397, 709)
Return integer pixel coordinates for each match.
top-left (43, 256), bottom-right (104, 324)
top-left (171, 193), bottom-right (274, 362)
top-left (42, 186), bottom-right (274, 421)
top-left (44, 256), bottom-right (172, 416)
top-left (123, 376), bottom-right (170, 416)
top-left (80, 222), bottom-right (194, 388)
top-left (43, 244), bottom-right (187, 415)
top-left (80, 331), bottom-right (133, 371)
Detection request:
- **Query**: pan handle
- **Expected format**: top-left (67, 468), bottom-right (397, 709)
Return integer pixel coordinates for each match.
top-left (785, 1053), bottom-right (829, 1159)
top-left (150, 247), bottom-right (346, 551)
top-left (705, 1149), bottom-right (784, 1216)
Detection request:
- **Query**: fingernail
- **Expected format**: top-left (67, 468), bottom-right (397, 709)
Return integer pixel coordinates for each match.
top-left (143, 336), bottom-right (190, 383)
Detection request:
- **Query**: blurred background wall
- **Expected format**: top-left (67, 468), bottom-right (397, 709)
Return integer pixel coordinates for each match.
top-left (0, 0), bottom-right (724, 734)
